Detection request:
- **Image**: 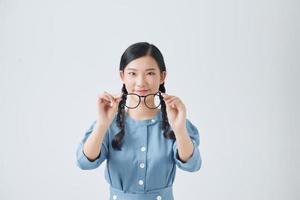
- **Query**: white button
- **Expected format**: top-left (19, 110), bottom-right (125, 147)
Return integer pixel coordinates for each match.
top-left (139, 163), bottom-right (145, 168)
top-left (138, 180), bottom-right (144, 185)
top-left (156, 195), bottom-right (162, 200)
top-left (151, 119), bottom-right (156, 122)
top-left (141, 147), bottom-right (146, 152)
top-left (113, 194), bottom-right (117, 200)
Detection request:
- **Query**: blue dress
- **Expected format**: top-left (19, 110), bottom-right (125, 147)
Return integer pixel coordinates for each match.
top-left (76, 110), bottom-right (202, 200)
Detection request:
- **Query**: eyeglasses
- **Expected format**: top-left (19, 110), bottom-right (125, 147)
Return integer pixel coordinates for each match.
top-left (123, 91), bottom-right (162, 109)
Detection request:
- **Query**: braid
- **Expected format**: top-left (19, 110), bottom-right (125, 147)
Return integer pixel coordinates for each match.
top-left (112, 84), bottom-right (127, 150)
top-left (159, 83), bottom-right (176, 140)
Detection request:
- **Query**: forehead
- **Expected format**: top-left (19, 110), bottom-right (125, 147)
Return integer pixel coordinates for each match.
top-left (125, 56), bottom-right (159, 71)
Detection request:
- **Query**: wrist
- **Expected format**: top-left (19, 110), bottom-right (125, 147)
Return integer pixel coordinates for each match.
top-left (173, 123), bottom-right (186, 132)
top-left (95, 120), bottom-right (109, 129)
top-left (173, 126), bottom-right (188, 136)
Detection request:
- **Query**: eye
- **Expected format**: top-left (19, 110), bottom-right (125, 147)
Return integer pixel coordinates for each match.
top-left (148, 72), bottom-right (156, 75)
top-left (128, 72), bottom-right (136, 76)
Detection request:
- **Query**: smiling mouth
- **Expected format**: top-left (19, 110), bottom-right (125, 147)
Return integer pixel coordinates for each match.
top-left (134, 90), bottom-right (150, 95)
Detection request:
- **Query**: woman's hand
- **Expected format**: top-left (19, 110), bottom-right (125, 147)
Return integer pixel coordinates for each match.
top-left (96, 91), bottom-right (122, 127)
top-left (161, 93), bottom-right (187, 133)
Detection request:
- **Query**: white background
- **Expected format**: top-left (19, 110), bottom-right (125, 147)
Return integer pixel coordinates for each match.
top-left (0, 0), bottom-right (299, 199)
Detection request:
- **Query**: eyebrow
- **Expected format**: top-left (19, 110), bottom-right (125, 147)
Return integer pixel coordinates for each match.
top-left (126, 67), bottom-right (157, 71)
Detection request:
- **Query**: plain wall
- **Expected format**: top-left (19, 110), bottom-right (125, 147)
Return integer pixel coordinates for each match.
top-left (0, 0), bottom-right (299, 199)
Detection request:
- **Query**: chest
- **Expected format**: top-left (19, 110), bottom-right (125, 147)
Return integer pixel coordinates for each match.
top-left (108, 125), bottom-right (174, 166)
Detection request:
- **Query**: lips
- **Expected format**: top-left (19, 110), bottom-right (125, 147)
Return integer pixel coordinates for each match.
top-left (135, 90), bottom-right (149, 94)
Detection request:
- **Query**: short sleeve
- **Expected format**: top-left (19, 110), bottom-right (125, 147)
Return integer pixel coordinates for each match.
top-left (76, 120), bottom-right (109, 170)
top-left (173, 118), bottom-right (202, 172)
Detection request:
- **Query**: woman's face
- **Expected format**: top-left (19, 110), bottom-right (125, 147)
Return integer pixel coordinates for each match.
top-left (120, 56), bottom-right (166, 105)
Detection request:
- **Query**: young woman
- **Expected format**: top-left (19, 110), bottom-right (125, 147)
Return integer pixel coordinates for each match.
top-left (76, 42), bottom-right (202, 200)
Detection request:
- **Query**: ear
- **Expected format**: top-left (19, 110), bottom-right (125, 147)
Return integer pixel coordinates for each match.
top-left (120, 70), bottom-right (124, 82)
top-left (160, 71), bottom-right (167, 84)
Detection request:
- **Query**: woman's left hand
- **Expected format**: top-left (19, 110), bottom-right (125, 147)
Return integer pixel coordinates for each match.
top-left (161, 93), bottom-right (186, 133)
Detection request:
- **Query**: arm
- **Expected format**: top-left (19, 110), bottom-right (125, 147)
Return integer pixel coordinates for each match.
top-left (76, 120), bottom-right (109, 170)
top-left (83, 122), bottom-right (108, 161)
top-left (173, 119), bottom-right (202, 172)
top-left (173, 127), bottom-right (194, 162)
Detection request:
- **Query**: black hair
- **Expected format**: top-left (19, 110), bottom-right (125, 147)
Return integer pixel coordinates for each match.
top-left (112, 42), bottom-right (175, 150)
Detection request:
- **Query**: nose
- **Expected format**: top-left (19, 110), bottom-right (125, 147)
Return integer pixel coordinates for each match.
top-left (136, 74), bottom-right (146, 87)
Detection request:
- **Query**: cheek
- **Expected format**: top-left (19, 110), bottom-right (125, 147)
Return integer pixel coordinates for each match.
top-left (123, 77), bottom-right (134, 84)
top-left (124, 82), bottom-right (134, 89)
top-left (147, 77), bottom-right (161, 88)
top-left (149, 76), bottom-right (161, 84)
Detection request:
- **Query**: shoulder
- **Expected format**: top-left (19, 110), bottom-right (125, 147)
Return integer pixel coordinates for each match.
top-left (107, 114), bottom-right (122, 135)
top-left (185, 118), bottom-right (199, 132)
top-left (185, 118), bottom-right (200, 144)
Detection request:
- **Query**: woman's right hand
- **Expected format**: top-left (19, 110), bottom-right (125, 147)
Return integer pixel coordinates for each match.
top-left (96, 91), bottom-right (122, 127)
